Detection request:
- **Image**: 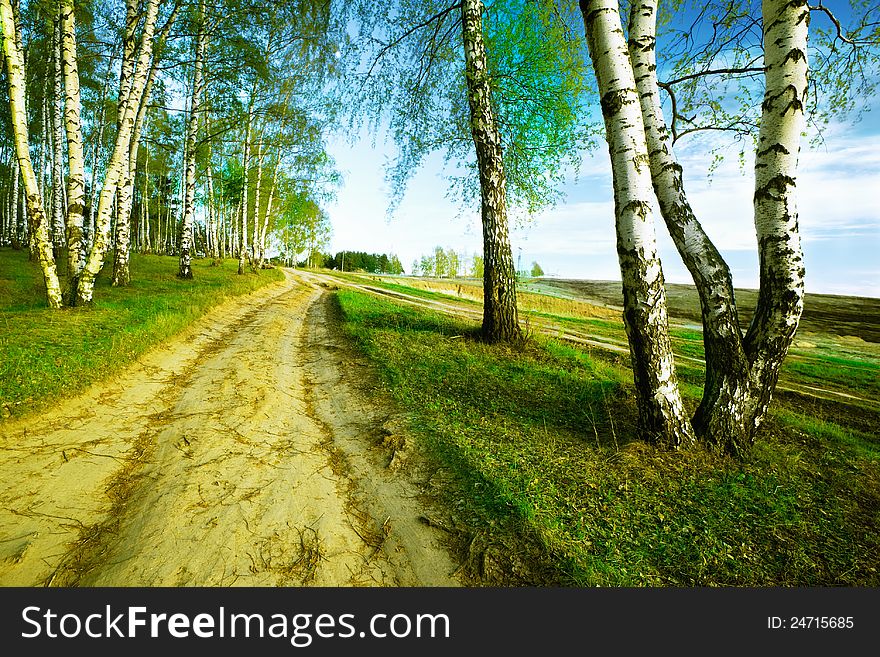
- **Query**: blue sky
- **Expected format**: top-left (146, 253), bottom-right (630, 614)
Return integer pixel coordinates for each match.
top-left (322, 0), bottom-right (880, 299)
top-left (324, 106), bottom-right (880, 297)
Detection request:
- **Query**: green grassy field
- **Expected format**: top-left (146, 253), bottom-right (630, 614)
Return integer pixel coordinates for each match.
top-left (0, 249), bottom-right (284, 419)
top-left (334, 285), bottom-right (880, 586)
top-left (354, 273), bottom-right (880, 413)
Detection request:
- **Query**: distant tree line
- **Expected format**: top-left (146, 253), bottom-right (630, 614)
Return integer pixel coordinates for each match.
top-left (410, 246), bottom-right (544, 280)
top-left (321, 250), bottom-right (404, 274)
top-left (410, 246), bottom-right (483, 278)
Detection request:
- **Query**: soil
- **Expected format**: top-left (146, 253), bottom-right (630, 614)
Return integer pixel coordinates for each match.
top-left (0, 269), bottom-right (460, 587)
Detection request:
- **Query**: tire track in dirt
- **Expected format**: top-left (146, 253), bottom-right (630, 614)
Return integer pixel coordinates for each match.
top-left (0, 269), bottom-right (459, 586)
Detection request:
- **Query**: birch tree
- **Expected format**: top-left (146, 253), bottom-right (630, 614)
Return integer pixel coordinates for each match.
top-left (0, 0), bottom-right (62, 307)
top-left (620, 0), bottom-right (872, 454)
top-left (461, 0), bottom-right (519, 340)
top-left (579, 0), bottom-right (694, 447)
top-left (60, 0), bottom-right (85, 302)
top-left (77, 0), bottom-right (161, 304)
top-left (50, 9), bottom-right (64, 255)
top-left (351, 0), bottom-right (590, 342)
top-left (178, 0), bottom-right (207, 280)
top-left (237, 88), bottom-right (254, 275)
top-left (574, 0), bottom-right (874, 453)
top-left (113, 1), bottom-right (179, 286)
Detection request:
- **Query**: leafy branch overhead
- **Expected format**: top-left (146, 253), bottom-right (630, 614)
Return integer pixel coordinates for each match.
top-left (655, 0), bottom-right (880, 147)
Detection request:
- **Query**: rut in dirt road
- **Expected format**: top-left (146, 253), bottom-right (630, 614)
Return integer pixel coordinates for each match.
top-left (0, 270), bottom-right (459, 586)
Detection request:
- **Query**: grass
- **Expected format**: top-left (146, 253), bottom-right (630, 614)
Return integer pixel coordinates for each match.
top-left (344, 273), bottom-right (880, 408)
top-left (335, 288), bottom-right (880, 586)
top-left (348, 273), bottom-right (620, 321)
top-left (0, 249), bottom-right (284, 419)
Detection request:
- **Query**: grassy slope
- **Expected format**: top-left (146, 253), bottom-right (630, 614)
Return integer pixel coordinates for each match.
top-left (354, 274), bottom-right (880, 410)
top-left (335, 288), bottom-right (880, 586)
top-left (0, 250), bottom-right (284, 419)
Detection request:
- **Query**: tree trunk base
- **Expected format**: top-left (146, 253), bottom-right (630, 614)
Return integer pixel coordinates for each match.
top-left (480, 324), bottom-right (523, 345)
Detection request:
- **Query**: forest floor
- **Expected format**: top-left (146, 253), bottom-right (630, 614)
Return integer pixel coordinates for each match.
top-left (0, 269), bottom-right (460, 586)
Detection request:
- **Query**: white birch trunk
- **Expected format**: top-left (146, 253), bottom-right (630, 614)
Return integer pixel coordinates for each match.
top-left (258, 155), bottom-right (279, 268)
top-left (178, 0), bottom-right (207, 279)
top-left (117, 0), bottom-right (139, 129)
top-left (86, 59), bottom-right (113, 250)
top-left (627, 0), bottom-right (751, 450)
top-left (156, 184), bottom-right (163, 254)
top-left (77, 0), bottom-right (161, 305)
top-left (251, 134), bottom-right (263, 264)
top-left (103, 0), bottom-right (149, 287)
top-left (50, 13), bottom-right (65, 253)
top-left (206, 162), bottom-right (218, 260)
top-left (143, 143), bottom-right (150, 252)
top-left (0, 0), bottom-right (62, 307)
top-left (580, 0), bottom-right (694, 447)
top-left (461, 0), bottom-right (520, 342)
top-left (60, 0), bottom-right (85, 302)
top-left (202, 102), bottom-right (220, 260)
top-left (743, 0), bottom-right (808, 434)
top-left (115, 4), bottom-right (180, 283)
top-left (111, 63), bottom-right (152, 285)
top-left (237, 97), bottom-right (254, 275)
top-left (111, 164), bottom-right (134, 283)
top-left (626, 0), bottom-right (808, 454)
top-left (10, 156), bottom-right (20, 248)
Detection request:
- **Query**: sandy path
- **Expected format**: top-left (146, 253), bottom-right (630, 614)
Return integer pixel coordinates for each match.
top-left (0, 270), bottom-right (458, 586)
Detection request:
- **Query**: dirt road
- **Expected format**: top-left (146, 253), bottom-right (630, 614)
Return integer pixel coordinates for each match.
top-left (0, 269), bottom-right (459, 587)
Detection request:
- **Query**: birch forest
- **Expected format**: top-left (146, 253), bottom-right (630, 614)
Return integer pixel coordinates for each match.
top-left (1, 0), bottom-right (880, 591)
top-left (2, 0), bottom-right (879, 446)
top-left (0, 0), bottom-right (338, 305)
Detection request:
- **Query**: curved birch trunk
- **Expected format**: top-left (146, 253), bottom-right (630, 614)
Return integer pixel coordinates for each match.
top-left (580, 0), bottom-right (694, 447)
top-left (114, 5), bottom-right (179, 286)
top-left (743, 0), bottom-right (808, 437)
top-left (77, 0), bottom-right (161, 305)
top-left (60, 0), bottom-right (85, 304)
top-left (626, 0), bottom-right (807, 454)
top-left (0, 0), bottom-right (62, 307)
top-left (461, 0), bottom-right (521, 343)
top-left (108, 0), bottom-right (139, 275)
top-left (627, 0), bottom-right (750, 450)
top-left (178, 0), bottom-right (207, 280)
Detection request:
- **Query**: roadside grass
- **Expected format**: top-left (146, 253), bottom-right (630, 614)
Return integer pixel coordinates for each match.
top-left (336, 288), bottom-right (880, 586)
top-left (338, 273), bottom-right (880, 408)
top-left (330, 272), bottom-right (619, 320)
top-left (0, 250), bottom-right (284, 418)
